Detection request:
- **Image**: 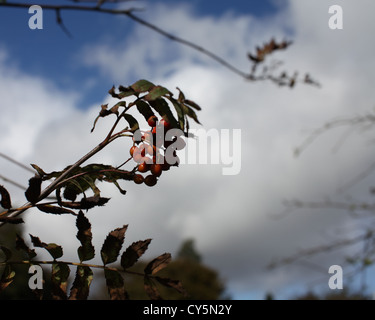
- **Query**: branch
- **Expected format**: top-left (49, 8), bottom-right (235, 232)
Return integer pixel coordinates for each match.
top-left (268, 231), bottom-right (371, 269)
top-left (0, 107), bottom-right (128, 227)
top-left (0, 2), bottom-right (319, 86)
top-left (0, 259), bottom-right (149, 278)
top-left (0, 152), bottom-right (34, 173)
top-left (294, 112), bottom-right (375, 158)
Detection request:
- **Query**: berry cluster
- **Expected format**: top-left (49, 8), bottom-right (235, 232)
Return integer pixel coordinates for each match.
top-left (130, 116), bottom-right (182, 187)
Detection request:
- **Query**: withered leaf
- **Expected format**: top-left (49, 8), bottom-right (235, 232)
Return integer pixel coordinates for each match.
top-left (51, 262), bottom-right (70, 300)
top-left (15, 234), bottom-right (36, 260)
top-left (31, 164), bottom-right (47, 177)
top-left (144, 253), bottom-right (171, 275)
top-left (0, 216), bottom-right (23, 224)
top-left (144, 275), bottom-right (162, 300)
top-left (69, 266), bottom-right (93, 300)
top-left (0, 246), bottom-right (12, 263)
top-left (108, 85), bottom-right (120, 98)
top-left (25, 176), bottom-right (42, 204)
top-left (80, 196), bottom-right (110, 210)
top-left (100, 225), bottom-right (128, 265)
top-left (30, 234), bottom-right (63, 260)
top-left (121, 239), bottom-right (151, 270)
top-left (0, 265), bottom-right (15, 292)
top-left (76, 211), bottom-right (95, 262)
top-left (0, 185), bottom-right (11, 209)
top-left (36, 204), bottom-right (77, 216)
top-left (104, 269), bottom-right (128, 300)
top-left (155, 276), bottom-right (188, 297)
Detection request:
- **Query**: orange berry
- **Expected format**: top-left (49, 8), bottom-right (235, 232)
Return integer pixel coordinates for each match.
top-left (151, 164), bottom-right (162, 177)
top-left (160, 119), bottom-right (171, 131)
top-left (147, 115), bottom-right (158, 127)
top-left (129, 145), bottom-right (137, 157)
top-left (138, 162), bottom-right (149, 173)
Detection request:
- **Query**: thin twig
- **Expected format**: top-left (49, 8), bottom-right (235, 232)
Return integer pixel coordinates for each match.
top-left (0, 152), bottom-right (34, 173)
top-left (0, 259), bottom-right (147, 278)
top-left (0, 2), bottom-right (249, 79)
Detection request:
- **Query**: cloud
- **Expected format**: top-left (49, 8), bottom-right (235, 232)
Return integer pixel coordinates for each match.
top-left (1, 0), bottom-right (375, 299)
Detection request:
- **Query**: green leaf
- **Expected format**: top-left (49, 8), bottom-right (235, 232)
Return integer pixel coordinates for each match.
top-left (144, 86), bottom-right (170, 101)
top-left (149, 98), bottom-right (179, 129)
top-left (123, 114), bottom-right (140, 133)
top-left (136, 100), bottom-right (155, 122)
top-left (69, 266), bottom-right (93, 300)
top-left (144, 253), bottom-right (171, 275)
top-left (15, 234), bottom-right (37, 260)
top-left (30, 234), bottom-right (63, 260)
top-left (76, 211), bottom-right (95, 262)
top-left (104, 269), bottom-right (128, 300)
top-left (182, 104), bottom-right (201, 124)
top-left (0, 265), bottom-right (15, 293)
top-left (131, 79), bottom-right (155, 93)
top-left (100, 225), bottom-right (128, 265)
top-left (0, 185), bottom-right (11, 209)
top-left (184, 99), bottom-right (201, 111)
top-left (51, 262), bottom-right (70, 300)
top-left (121, 239), bottom-right (151, 270)
top-left (168, 97), bottom-right (185, 131)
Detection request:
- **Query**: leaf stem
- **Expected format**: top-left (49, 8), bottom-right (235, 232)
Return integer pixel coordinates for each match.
top-left (0, 259), bottom-right (148, 278)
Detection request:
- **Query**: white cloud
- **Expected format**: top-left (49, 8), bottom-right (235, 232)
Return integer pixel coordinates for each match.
top-left (1, 0), bottom-right (375, 299)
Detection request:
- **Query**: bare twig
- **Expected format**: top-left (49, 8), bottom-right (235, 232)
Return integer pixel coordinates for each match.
top-left (0, 2), bottom-right (318, 86)
top-left (268, 231), bottom-right (371, 269)
top-left (0, 152), bottom-right (34, 173)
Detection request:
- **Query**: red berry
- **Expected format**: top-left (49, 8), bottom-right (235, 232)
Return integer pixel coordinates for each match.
top-left (151, 164), bottom-right (162, 177)
top-left (144, 174), bottom-right (157, 187)
top-left (147, 115), bottom-right (158, 127)
top-left (133, 174), bottom-right (144, 184)
top-left (160, 119), bottom-right (171, 131)
top-left (129, 145), bottom-right (137, 157)
top-left (138, 162), bottom-right (149, 173)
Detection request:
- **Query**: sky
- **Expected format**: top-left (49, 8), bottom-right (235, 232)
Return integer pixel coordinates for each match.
top-left (1, 0), bottom-right (375, 300)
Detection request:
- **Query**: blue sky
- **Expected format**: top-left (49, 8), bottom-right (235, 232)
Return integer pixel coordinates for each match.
top-left (1, 0), bottom-right (375, 300)
top-left (0, 0), bottom-right (281, 108)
